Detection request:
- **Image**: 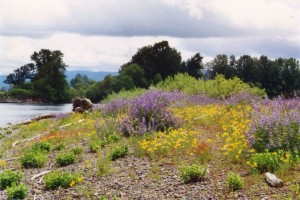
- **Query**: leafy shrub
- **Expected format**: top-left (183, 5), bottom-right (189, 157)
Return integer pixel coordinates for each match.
top-left (179, 164), bottom-right (207, 183)
top-left (7, 88), bottom-right (33, 100)
top-left (0, 170), bottom-right (23, 190)
top-left (89, 140), bottom-right (102, 153)
top-left (32, 141), bottom-right (51, 153)
top-left (56, 152), bottom-right (76, 167)
top-left (72, 146), bottom-right (84, 155)
top-left (52, 143), bottom-right (65, 151)
top-left (6, 182), bottom-right (28, 200)
top-left (101, 88), bottom-right (146, 103)
top-left (227, 172), bottom-right (244, 191)
top-left (157, 73), bottom-right (265, 98)
top-left (0, 133), bottom-right (4, 139)
top-left (247, 151), bottom-right (283, 173)
top-left (44, 170), bottom-right (82, 190)
top-left (20, 151), bottom-right (48, 168)
top-left (109, 145), bottom-right (128, 161)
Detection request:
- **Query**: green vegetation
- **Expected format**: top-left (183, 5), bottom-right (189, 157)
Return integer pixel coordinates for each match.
top-left (20, 151), bottom-right (48, 168)
top-left (4, 49), bottom-right (70, 103)
top-left (0, 170), bottom-right (23, 190)
top-left (56, 152), bottom-right (76, 167)
top-left (227, 172), bottom-right (244, 191)
top-left (44, 170), bottom-right (82, 190)
top-left (6, 183), bottom-right (28, 200)
top-left (0, 55), bottom-right (299, 198)
top-left (157, 73), bottom-right (265, 97)
top-left (179, 164), bottom-right (207, 183)
top-left (31, 141), bottom-right (51, 153)
top-left (109, 145), bottom-right (128, 161)
top-left (72, 146), bottom-right (83, 155)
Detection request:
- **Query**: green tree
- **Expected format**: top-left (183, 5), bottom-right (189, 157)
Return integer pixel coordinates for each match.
top-left (4, 63), bottom-right (35, 86)
top-left (31, 49), bottom-right (70, 103)
top-left (70, 74), bottom-right (96, 96)
top-left (121, 41), bottom-right (182, 85)
top-left (119, 64), bottom-right (147, 88)
top-left (185, 53), bottom-right (204, 79)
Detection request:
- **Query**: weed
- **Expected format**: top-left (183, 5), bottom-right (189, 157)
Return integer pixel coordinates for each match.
top-left (97, 154), bottom-right (111, 176)
top-left (72, 146), bottom-right (84, 155)
top-left (227, 172), bottom-right (244, 191)
top-left (179, 164), bottom-right (207, 183)
top-left (52, 143), bottom-right (66, 151)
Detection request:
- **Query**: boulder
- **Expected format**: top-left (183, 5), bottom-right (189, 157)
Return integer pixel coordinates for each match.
top-left (72, 97), bottom-right (93, 113)
top-left (265, 172), bottom-right (283, 187)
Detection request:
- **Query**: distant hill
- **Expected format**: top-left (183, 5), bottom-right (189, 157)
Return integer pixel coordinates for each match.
top-left (66, 71), bottom-right (118, 83)
top-left (0, 71), bottom-right (118, 89)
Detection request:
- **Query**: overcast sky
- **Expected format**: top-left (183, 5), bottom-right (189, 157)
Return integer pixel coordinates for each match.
top-left (0, 0), bottom-right (299, 75)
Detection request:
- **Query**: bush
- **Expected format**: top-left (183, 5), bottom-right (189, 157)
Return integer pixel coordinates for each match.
top-left (157, 73), bottom-right (265, 98)
top-left (89, 141), bottom-right (102, 153)
top-left (227, 172), bottom-right (244, 191)
top-left (109, 145), bottom-right (128, 161)
top-left (7, 88), bottom-right (33, 100)
top-left (0, 170), bottom-right (23, 190)
top-left (32, 141), bottom-right (51, 153)
top-left (20, 151), bottom-right (48, 168)
top-left (72, 146), bottom-right (84, 155)
top-left (6, 182), bottom-right (28, 200)
top-left (44, 170), bottom-right (82, 190)
top-left (179, 164), bottom-right (207, 183)
top-left (56, 152), bottom-right (76, 167)
top-left (247, 151), bottom-right (282, 173)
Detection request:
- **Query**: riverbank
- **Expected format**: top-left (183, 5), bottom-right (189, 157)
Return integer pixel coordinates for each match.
top-left (0, 103), bottom-right (72, 127)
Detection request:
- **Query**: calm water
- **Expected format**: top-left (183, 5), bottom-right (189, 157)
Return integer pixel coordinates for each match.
top-left (0, 103), bottom-right (72, 127)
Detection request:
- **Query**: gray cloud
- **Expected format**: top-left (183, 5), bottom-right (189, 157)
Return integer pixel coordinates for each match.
top-left (0, 0), bottom-right (299, 74)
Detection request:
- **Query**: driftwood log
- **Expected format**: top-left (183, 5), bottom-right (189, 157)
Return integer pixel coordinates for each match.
top-left (9, 114), bottom-right (57, 126)
top-left (31, 170), bottom-right (51, 181)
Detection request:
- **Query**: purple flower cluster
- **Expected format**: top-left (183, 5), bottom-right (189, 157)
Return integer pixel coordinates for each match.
top-left (121, 90), bottom-right (181, 136)
top-left (247, 96), bottom-right (300, 153)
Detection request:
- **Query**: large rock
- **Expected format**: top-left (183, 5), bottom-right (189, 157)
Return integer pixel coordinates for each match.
top-left (72, 97), bottom-right (93, 113)
top-left (265, 172), bottom-right (283, 187)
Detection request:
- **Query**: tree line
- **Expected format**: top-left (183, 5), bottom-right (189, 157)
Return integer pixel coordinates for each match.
top-left (2, 41), bottom-right (300, 103)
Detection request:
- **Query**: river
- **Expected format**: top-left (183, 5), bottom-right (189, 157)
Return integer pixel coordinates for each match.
top-left (0, 103), bottom-right (72, 127)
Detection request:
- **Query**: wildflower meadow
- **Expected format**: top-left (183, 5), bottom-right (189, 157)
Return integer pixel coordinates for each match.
top-left (0, 74), bottom-right (299, 199)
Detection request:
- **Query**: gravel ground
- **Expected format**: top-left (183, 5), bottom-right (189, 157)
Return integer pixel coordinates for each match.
top-left (0, 127), bottom-right (296, 200)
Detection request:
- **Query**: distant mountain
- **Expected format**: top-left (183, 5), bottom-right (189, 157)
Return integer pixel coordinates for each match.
top-left (0, 71), bottom-right (118, 89)
top-left (65, 71), bottom-right (118, 83)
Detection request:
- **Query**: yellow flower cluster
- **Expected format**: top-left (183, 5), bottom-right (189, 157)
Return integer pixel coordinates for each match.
top-left (171, 105), bottom-right (226, 127)
top-left (220, 105), bottom-right (252, 160)
top-left (69, 177), bottom-right (84, 187)
top-left (0, 160), bottom-right (7, 168)
top-left (139, 128), bottom-right (199, 156)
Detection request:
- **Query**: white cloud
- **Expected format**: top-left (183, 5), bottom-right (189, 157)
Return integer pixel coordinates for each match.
top-left (0, 0), bottom-right (299, 75)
